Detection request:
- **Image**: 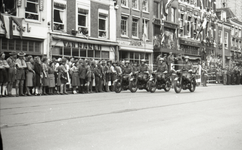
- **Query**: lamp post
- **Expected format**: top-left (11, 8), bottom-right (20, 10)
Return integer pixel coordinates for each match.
top-left (222, 11), bottom-right (225, 69)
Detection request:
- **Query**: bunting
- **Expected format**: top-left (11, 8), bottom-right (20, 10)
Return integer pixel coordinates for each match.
top-left (0, 13), bottom-right (13, 39)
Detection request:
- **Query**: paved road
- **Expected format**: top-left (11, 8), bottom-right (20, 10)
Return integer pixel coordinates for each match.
top-left (1, 85), bottom-right (242, 150)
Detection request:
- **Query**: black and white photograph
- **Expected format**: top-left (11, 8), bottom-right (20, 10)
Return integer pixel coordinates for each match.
top-left (0, 0), bottom-right (242, 149)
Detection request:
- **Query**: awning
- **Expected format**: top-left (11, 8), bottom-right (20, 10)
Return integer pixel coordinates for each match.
top-left (52, 35), bottom-right (118, 46)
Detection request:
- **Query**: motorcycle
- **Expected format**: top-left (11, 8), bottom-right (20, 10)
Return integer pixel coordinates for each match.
top-left (148, 71), bottom-right (171, 93)
top-left (113, 74), bottom-right (132, 93)
top-left (174, 69), bottom-right (197, 93)
top-left (129, 72), bottom-right (150, 92)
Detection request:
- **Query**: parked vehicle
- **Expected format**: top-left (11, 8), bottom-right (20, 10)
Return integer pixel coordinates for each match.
top-left (113, 74), bottom-right (130, 93)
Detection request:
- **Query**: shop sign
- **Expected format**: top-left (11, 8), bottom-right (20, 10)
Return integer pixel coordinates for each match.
top-left (129, 40), bottom-right (142, 46)
top-left (63, 41), bottom-right (102, 50)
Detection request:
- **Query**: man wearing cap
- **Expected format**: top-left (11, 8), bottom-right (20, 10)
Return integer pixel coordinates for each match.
top-left (138, 59), bottom-right (149, 81)
top-left (6, 51), bottom-right (17, 96)
top-left (182, 56), bottom-right (192, 81)
top-left (154, 58), bottom-right (168, 82)
top-left (15, 51), bottom-right (27, 96)
top-left (0, 52), bottom-right (10, 97)
top-left (122, 60), bottom-right (133, 81)
top-left (105, 60), bottom-right (112, 92)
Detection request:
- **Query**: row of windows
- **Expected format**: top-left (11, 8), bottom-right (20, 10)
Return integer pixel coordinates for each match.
top-left (53, 2), bottom-right (108, 39)
top-left (119, 51), bottom-right (150, 64)
top-left (121, 0), bottom-right (149, 12)
top-left (121, 16), bottom-right (149, 38)
top-left (1, 38), bottom-right (41, 53)
top-left (52, 47), bottom-right (110, 59)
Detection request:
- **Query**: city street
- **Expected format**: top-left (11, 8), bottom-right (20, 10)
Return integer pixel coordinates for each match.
top-left (1, 85), bottom-right (242, 150)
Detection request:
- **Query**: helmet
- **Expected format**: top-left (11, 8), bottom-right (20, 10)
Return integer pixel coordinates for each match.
top-left (141, 59), bottom-right (146, 62)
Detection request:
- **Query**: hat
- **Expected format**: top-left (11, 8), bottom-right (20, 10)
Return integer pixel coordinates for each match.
top-left (102, 60), bottom-right (106, 64)
top-left (141, 59), bottom-right (146, 62)
top-left (18, 51), bottom-right (26, 57)
top-left (57, 58), bottom-right (62, 62)
top-left (184, 56), bottom-right (189, 59)
top-left (125, 60), bottom-right (130, 64)
top-left (61, 58), bottom-right (67, 63)
top-left (159, 58), bottom-right (164, 61)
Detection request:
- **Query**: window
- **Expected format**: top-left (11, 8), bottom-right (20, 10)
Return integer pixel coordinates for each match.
top-left (180, 14), bottom-right (184, 28)
top-left (187, 17), bottom-right (191, 37)
top-left (0, 39), bottom-right (41, 53)
top-left (121, 0), bottom-right (128, 7)
top-left (99, 14), bottom-right (107, 38)
top-left (53, 2), bottom-right (66, 31)
top-left (25, 0), bottom-right (39, 20)
top-left (171, 8), bottom-right (176, 22)
top-left (0, 0), bottom-right (16, 15)
top-left (132, 18), bottom-right (139, 37)
top-left (142, 19), bottom-right (149, 40)
top-left (78, 8), bottom-right (89, 36)
top-left (142, 0), bottom-right (148, 12)
top-left (121, 16), bottom-right (128, 36)
top-left (194, 0), bottom-right (198, 6)
top-left (132, 0), bottom-right (138, 10)
top-left (153, 2), bottom-right (159, 18)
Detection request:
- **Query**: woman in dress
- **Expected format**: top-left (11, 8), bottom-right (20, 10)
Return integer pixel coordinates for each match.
top-left (70, 61), bottom-right (80, 94)
top-left (48, 61), bottom-right (55, 95)
top-left (42, 57), bottom-right (49, 95)
top-left (34, 56), bottom-right (43, 96)
top-left (0, 52), bottom-right (9, 97)
top-left (25, 56), bottom-right (35, 96)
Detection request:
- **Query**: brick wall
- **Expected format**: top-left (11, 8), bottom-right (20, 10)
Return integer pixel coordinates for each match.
top-left (90, 1), bottom-right (109, 38)
top-left (67, 0), bottom-right (76, 34)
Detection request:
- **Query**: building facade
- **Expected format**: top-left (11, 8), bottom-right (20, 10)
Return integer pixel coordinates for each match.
top-left (153, 0), bottom-right (180, 63)
top-left (0, 0), bottom-right (48, 56)
top-left (115, 0), bottom-right (154, 66)
top-left (216, 0), bottom-right (242, 22)
top-left (216, 7), bottom-right (242, 67)
top-left (177, 0), bottom-right (217, 63)
top-left (49, 0), bottom-right (118, 61)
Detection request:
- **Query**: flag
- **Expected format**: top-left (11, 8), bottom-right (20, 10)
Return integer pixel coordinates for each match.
top-left (12, 17), bottom-right (24, 38)
top-left (165, 0), bottom-right (175, 16)
top-left (0, 13), bottom-right (13, 39)
top-left (142, 20), bottom-right (148, 42)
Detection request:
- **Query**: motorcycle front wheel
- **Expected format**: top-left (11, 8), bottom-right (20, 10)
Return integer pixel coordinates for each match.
top-left (148, 81), bottom-right (156, 93)
top-left (174, 79), bottom-right (182, 93)
top-left (114, 82), bottom-right (122, 93)
top-left (189, 78), bottom-right (196, 92)
top-left (129, 80), bottom-right (138, 93)
top-left (164, 79), bottom-right (171, 92)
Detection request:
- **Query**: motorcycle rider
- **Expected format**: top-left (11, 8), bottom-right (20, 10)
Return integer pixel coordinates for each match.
top-left (182, 56), bottom-right (192, 82)
top-left (154, 58), bottom-right (168, 82)
top-left (122, 60), bottom-right (133, 81)
top-left (138, 59), bottom-right (149, 81)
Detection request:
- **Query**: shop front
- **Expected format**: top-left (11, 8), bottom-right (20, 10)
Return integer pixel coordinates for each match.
top-left (51, 34), bottom-right (118, 61)
top-left (118, 39), bottom-right (153, 66)
top-left (154, 21), bottom-right (180, 63)
top-left (179, 38), bottom-right (201, 63)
